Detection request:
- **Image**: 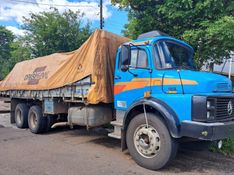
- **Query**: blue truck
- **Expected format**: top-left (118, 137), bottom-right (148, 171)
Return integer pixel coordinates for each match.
top-left (1, 30), bottom-right (234, 170)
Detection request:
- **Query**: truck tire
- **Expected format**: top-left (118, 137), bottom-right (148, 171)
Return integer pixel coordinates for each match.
top-left (28, 105), bottom-right (47, 134)
top-left (15, 103), bottom-right (29, 128)
top-left (126, 113), bottom-right (178, 170)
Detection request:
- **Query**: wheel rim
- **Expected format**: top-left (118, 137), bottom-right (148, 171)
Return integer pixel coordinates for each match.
top-left (16, 110), bottom-right (22, 125)
top-left (133, 124), bottom-right (161, 158)
top-left (29, 112), bottom-right (37, 129)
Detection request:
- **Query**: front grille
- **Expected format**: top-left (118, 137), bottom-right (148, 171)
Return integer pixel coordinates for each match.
top-left (215, 98), bottom-right (234, 120)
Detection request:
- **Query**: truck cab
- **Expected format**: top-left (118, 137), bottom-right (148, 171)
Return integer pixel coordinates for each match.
top-left (111, 31), bottom-right (234, 170)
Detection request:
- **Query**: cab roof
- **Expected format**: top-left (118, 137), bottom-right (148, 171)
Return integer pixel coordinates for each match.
top-left (124, 30), bottom-right (194, 51)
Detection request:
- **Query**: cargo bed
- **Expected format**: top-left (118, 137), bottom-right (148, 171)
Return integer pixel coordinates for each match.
top-left (0, 76), bottom-right (92, 103)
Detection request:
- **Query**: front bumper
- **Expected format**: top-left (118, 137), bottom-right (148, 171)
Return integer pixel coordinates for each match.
top-left (180, 120), bottom-right (234, 141)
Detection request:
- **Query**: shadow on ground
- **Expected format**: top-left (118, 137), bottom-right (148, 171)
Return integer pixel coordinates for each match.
top-left (46, 126), bottom-right (234, 174)
top-left (3, 121), bottom-right (232, 174)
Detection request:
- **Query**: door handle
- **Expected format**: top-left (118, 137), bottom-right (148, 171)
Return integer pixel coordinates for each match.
top-left (115, 75), bottom-right (121, 80)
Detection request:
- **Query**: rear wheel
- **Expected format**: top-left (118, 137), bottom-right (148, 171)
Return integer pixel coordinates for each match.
top-left (28, 105), bottom-right (47, 134)
top-left (15, 103), bottom-right (29, 128)
top-left (126, 113), bottom-right (178, 170)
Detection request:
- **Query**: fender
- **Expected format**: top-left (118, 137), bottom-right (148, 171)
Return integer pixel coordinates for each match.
top-left (123, 97), bottom-right (181, 138)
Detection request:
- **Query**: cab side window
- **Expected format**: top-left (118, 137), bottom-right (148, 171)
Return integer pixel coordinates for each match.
top-left (137, 50), bottom-right (148, 67)
top-left (130, 49), bottom-right (148, 68)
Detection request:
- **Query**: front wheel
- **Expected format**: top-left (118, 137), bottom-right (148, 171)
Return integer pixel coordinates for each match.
top-left (126, 113), bottom-right (178, 170)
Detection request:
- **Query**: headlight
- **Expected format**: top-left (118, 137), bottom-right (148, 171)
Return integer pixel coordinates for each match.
top-left (192, 96), bottom-right (216, 122)
top-left (207, 111), bottom-right (210, 119)
top-left (206, 99), bottom-right (216, 120)
top-left (207, 101), bottom-right (211, 109)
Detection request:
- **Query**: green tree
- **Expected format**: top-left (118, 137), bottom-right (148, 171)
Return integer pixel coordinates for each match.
top-left (0, 26), bottom-right (14, 61)
top-left (0, 36), bottom-right (31, 78)
top-left (112, 0), bottom-right (234, 67)
top-left (22, 8), bottom-right (92, 57)
top-left (10, 36), bottom-right (31, 64)
top-left (183, 16), bottom-right (234, 67)
top-left (0, 26), bottom-right (14, 79)
top-left (5, 37), bottom-right (31, 76)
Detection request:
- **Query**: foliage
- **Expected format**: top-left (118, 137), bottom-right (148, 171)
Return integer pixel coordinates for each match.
top-left (112, 0), bottom-right (234, 67)
top-left (2, 37), bottom-right (32, 77)
top-left (0, 26), bottom-right (14, 61)
top-left (183, 16), bottom-right (234, 67)
top-left (0, 26), bottom-right (14, 79)
top-left (10, 37), bottom-right (31, 64)
top-left (210, 138), bottom-right (234, 155)
top-left (22, 8), bottom-right (92, 57)
top-left (0, 27), bottom-right (31, 78)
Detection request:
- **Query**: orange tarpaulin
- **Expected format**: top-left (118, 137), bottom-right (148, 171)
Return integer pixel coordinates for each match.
top-left (0, 30), bottom-right (130, 104)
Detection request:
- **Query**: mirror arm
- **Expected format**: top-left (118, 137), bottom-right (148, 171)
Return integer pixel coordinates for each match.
top-left (127, 69), bottom-right (138, 77)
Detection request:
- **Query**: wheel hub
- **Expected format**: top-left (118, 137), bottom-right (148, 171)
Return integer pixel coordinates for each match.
top-left (30, 113), bottom-right (37, 129)
top-left (134, 125), bottom-right (160, 158)
top-left (16, 110), bottom-right (22, 125)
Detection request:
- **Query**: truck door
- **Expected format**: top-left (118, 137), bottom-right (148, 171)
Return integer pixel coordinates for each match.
top-left (114, 46), bottom-right (152, 110)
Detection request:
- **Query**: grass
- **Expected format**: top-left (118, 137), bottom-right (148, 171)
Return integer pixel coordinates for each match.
top-left (210, 137), bottom-right (234, 155)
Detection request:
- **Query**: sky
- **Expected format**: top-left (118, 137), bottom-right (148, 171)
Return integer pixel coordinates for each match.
top-left (0, 0), bottom-right (128, 36)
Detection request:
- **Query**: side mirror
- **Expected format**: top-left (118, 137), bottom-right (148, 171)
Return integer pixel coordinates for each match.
top-left (121, 44), bottom-right (131, 71)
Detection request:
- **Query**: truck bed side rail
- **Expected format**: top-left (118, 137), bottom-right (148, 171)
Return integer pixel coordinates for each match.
top-left (0, 76), bottom-right (92, 102)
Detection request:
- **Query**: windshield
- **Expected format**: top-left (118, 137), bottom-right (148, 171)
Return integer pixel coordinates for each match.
top-left (154, 41), bottom-right (195, 70)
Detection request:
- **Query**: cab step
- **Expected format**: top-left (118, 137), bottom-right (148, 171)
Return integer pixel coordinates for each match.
top-left (108, 132), bottom-right (121, 139)
top-left (108, 120), bottom-right (123, 139)
top-left (108, 110), bottom-right (125, 139)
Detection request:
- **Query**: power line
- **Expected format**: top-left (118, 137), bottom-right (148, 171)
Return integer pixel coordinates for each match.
top-left (6, 0), bottom-right (98, 9)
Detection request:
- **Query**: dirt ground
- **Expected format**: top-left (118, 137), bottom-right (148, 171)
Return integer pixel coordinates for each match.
top-left (0, 102), bottom-right (234, 175)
